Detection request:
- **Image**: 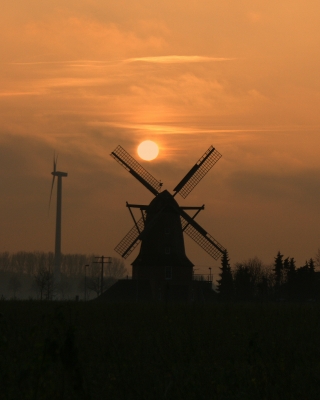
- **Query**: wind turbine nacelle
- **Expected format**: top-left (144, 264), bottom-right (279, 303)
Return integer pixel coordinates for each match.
top-left (52, 171), bottom-right (68, 177)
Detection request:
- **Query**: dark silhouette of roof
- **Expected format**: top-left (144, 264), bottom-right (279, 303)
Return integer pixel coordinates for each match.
top-left (94, 279), bottom-right (152, 302)
top-left (95, 279), bottom-right (218, 303)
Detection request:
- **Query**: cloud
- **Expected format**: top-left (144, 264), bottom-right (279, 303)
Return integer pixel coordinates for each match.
top-left (9, 60), bottom-right (117, 67)
top-left (125, 55), bottom-right (235, 64)
top-left (92, 121), bottom-right (269, 136)
top-left (1, 15), bottom-right (167, 63)
top-left (0, 92), bottom-right (41, 97)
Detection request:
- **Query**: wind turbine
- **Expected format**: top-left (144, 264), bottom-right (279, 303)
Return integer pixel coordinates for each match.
top-left (49, 154), bottom-right (68, 291)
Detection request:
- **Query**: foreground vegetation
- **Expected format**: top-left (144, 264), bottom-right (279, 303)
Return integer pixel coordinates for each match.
top-left (217, 251), bottom-right (320, 302)
top-left (1, 301), bottom-right (320, 399)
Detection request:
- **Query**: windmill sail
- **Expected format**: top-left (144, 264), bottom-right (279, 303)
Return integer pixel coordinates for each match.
top-left (173, 146), bottom-right (222, 199)
top-left (114, 217), bottom-right (145, 259)
top-left (115, 202), bottom-right (168, 259)
top-left (111, 145), bottom-right (162, 196)
top-left (180, 211), bottom-right (226, 260)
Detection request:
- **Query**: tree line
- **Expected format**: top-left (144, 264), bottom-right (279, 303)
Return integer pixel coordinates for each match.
top-left (217, 250), bottom-right (320, 301)
top-left (0, 251), bottom-right (94, 276)
top-left (0, 251), bottom-right (127, 300)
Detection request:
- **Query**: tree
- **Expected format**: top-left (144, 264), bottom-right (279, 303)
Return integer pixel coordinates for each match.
top-left (283, 257), bottom-right (290, 280)
top-left (233, 264), bottom-right (254, 301)
top-left (314, 248), bottom-right (320, 271)
top-left (231, 257), bottom-right (273, 301)
top-left (273, 251), bottom-right (284, 298)
top-left (0, 252), bottom-right (10, 272)
top-left (33, 266), bottom-right (54, 300)
top-left (273, 251), bottom-right (284, 286)
top-left (216, 251), bottom-right (234, 300)
top-left (8, 275), bottom-right (22, 298)
top-left (308, 258), bottom-right (316, 299)
top-left (292, 259), bottom-right (316, 300)
top-left (295, 262), bottom-right (310, 300)
top-left (286, 257), bottom-right (297, 299)
top-left (107, 258), bottom-right (127, 279)
top-left (309, 258), bottom-right (315, 274)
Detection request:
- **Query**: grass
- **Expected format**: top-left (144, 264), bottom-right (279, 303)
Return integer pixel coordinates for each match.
top-left (1, 301), bottom-right (320, 399)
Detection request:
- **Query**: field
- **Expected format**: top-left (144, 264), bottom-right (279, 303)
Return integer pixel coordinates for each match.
top-left (1, 301), bottom-right (320, 400)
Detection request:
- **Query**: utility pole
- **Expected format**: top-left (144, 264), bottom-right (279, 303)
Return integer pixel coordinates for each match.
top-left (94, 256), bottom-right (111, 296)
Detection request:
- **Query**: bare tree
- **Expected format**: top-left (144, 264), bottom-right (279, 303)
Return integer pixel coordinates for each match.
top-left (0, 252), bottom-right (10, 272)
top-left (106, 258), bottom-right (127, 279)
top-left (33, 266), bottom-right (54, 300)
top-left (8, 275), bottom-right (22, 298)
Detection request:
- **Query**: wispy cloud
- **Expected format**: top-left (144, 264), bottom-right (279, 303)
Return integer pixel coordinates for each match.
top-left (9, 56), bottom-right (234, 67)
top-left (90, 121), bottom-right (268, 135)
top-left (125, 55), bottom-right (235, 64)
top-left (0, 91), bottom-right (41, 97)
top-left (8, 60), bottom-right (117, 67)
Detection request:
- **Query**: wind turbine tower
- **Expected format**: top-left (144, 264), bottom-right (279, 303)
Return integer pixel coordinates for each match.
top-left (50, 155), bottom-right (68, 290)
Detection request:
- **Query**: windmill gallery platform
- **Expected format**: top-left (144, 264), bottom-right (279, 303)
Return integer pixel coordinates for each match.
top-left (98, 145), bottom-right (226, 303)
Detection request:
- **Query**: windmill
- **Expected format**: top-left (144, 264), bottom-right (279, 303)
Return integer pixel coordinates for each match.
top-left (110, 145), bottom-right (226, 301)
top-left (49, 154), bottom-right (68, 290)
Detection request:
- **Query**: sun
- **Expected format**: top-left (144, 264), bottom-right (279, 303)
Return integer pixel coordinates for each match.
top-left (137, 140), bottom-right (159, 161)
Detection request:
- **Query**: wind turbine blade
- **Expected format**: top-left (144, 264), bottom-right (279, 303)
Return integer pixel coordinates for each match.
top-left (49, 151), bottom-right (57, 215)
top-left (48, 174), bottom-right (55, 213)
top-left (54, 153), bottom-right (58, 173)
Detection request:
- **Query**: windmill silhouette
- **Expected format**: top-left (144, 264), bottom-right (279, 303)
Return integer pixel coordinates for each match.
top-left (49, 154), bottom-right (68, 290)
top-left (110, 145), bottom-right (226, 301)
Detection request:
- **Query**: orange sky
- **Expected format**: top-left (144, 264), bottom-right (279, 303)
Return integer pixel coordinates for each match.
top-left (1, 1), bottom-right (320, 278)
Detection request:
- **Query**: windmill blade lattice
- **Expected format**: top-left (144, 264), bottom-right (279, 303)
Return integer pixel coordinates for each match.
top-left (173, 146), bottom-right (222, 199)
top-left (114, 217), bottom-right (145, 259)
top-left (111, 145), bottom-right (162, 196)
top-left (180, 215), bottom-right (226, 260)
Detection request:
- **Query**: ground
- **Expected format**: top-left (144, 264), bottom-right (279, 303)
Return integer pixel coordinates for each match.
top-left (1, 301), bottom-right (320, 399)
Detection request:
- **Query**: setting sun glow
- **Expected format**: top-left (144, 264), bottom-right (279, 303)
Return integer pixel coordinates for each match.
top-left (137, 141), bottom-right (159, 161)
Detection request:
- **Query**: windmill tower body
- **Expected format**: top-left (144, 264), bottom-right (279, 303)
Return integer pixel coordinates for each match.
top-left (110, 145), bottom-right (226, 302)
top-left (132, 190), bottom-right (193, 288)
